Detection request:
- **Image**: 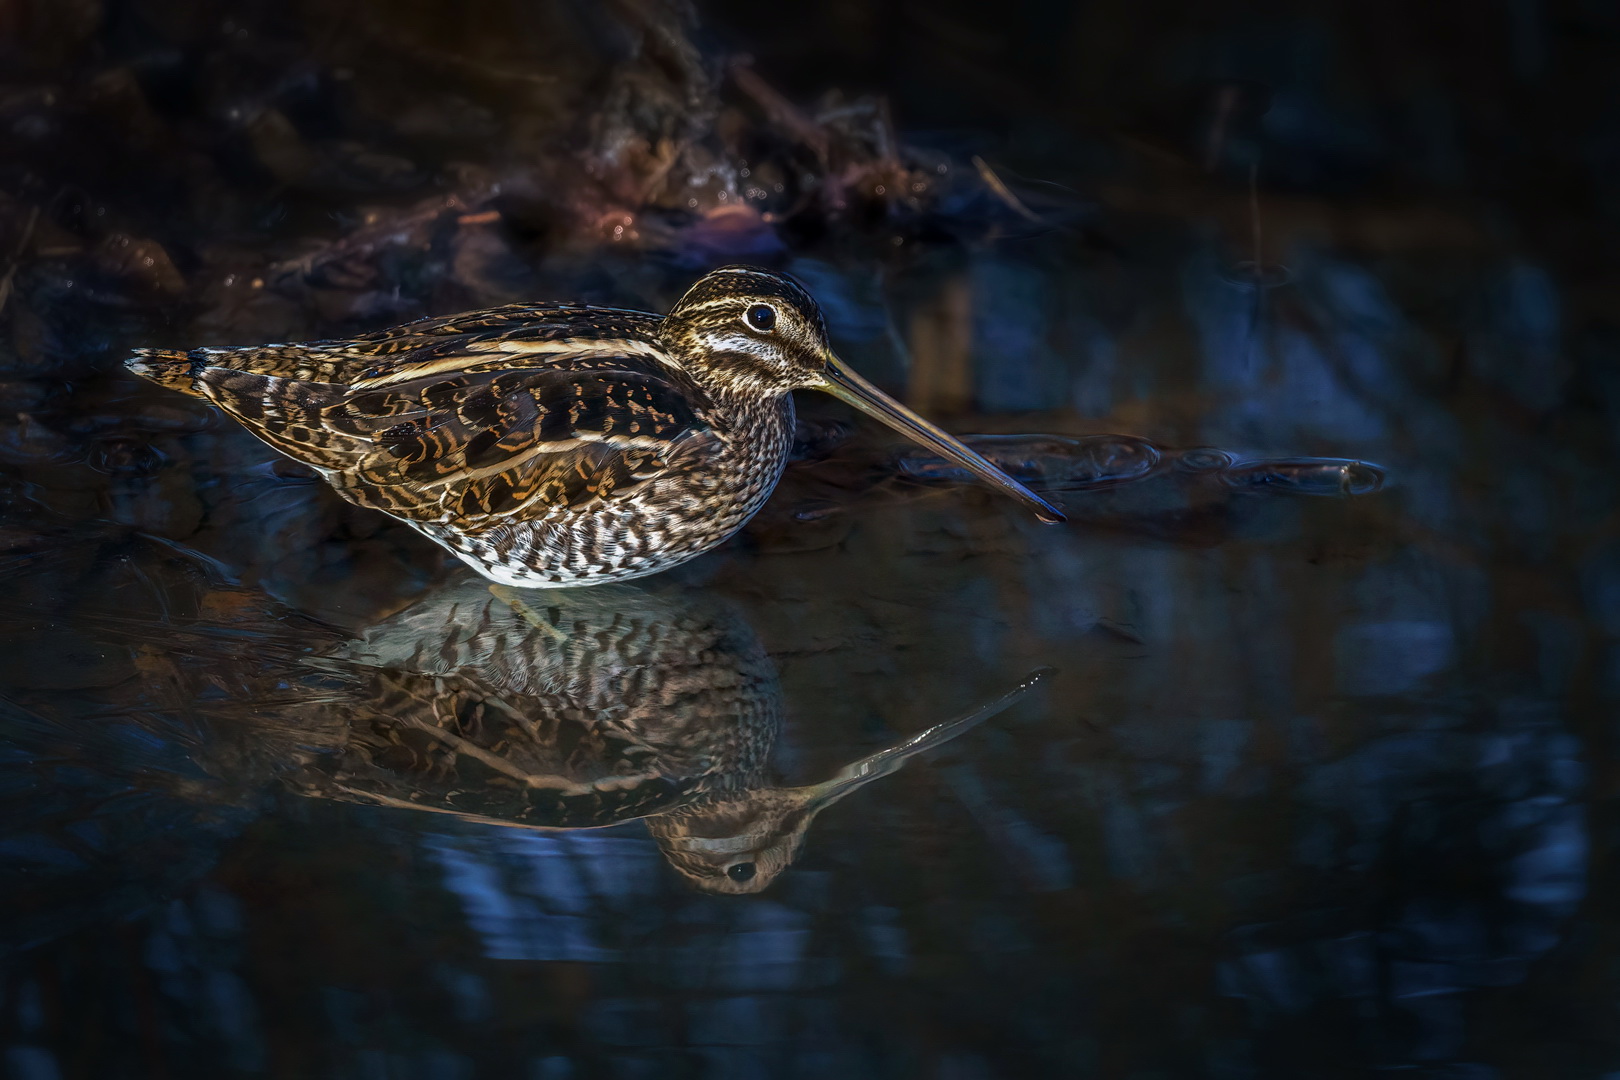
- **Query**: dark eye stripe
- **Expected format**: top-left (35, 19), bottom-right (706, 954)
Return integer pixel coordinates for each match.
top-left (744, 304), bottom-right (776, 333)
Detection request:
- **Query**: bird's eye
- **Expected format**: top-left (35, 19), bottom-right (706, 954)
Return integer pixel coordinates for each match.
top-left (744, 305), bottom-right (776, 333)
top-left (727, 862), bottom-right (757, 882)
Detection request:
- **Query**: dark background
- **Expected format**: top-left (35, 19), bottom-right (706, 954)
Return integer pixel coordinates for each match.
top-left (1, 1), bottom-right (1618, 1078)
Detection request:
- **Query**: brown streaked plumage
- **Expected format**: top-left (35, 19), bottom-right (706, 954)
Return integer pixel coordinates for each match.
top-left (127, 266), bottom-right (1064, 587)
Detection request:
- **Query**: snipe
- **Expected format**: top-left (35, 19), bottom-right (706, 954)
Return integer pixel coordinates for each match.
top-left (126, 266), bottom-right (1063, 587)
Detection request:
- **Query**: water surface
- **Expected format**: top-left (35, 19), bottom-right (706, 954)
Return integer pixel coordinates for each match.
top-left (0, 1), bottom-right (1616, 1077)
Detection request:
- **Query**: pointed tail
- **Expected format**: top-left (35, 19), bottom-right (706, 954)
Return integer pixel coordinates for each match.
top-left (126, 349), bottom-right (206, 398)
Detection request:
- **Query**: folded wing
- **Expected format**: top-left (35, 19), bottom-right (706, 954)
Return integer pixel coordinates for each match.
top-left (197, 356), bottom-right (719, 528)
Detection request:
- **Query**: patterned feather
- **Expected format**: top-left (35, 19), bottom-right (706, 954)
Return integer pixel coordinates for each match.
top-left (129, 298), bottom-right (783, 586)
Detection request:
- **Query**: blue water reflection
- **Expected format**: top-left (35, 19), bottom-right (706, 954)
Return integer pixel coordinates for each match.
top-left (431, 834), bottom-right (665, 963)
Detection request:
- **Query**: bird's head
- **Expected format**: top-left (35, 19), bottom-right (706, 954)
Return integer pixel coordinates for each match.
top-left (662, 266), bottom-right (1065, 523)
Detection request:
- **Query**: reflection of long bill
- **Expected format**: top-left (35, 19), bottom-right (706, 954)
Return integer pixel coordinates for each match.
top-left (797, 667), bottom-right (1052, 811)
top-left (818, 355), bottom-right (1067, 524)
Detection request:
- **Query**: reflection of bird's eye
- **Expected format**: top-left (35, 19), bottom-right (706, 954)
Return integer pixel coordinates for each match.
top-left (727, 862), bottom-right (757, 882)
top-left (744, 305), bottom-right (776, 333)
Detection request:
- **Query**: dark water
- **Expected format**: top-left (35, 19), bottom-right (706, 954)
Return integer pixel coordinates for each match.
top-left (1, 1), bottom-right (1617, 1077)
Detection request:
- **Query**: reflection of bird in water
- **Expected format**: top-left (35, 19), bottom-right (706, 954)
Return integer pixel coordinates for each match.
top-left (125, 266), bottom-right (1061, 588)
top-left (270, 579), bottom-right (1042, 893)
top-left (291, 581), bottom-right (782, 833)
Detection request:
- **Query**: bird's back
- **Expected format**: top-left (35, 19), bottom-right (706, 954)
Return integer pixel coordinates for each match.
top-left (128, 302), bottom-right (670, 389)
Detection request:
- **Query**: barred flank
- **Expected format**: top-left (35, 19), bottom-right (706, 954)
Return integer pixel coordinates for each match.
top-left (126, 349), bottom-right (206, 397)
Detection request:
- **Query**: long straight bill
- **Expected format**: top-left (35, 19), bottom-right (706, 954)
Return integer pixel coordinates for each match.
top-left (818, 355), bottom-right (1066, 523)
